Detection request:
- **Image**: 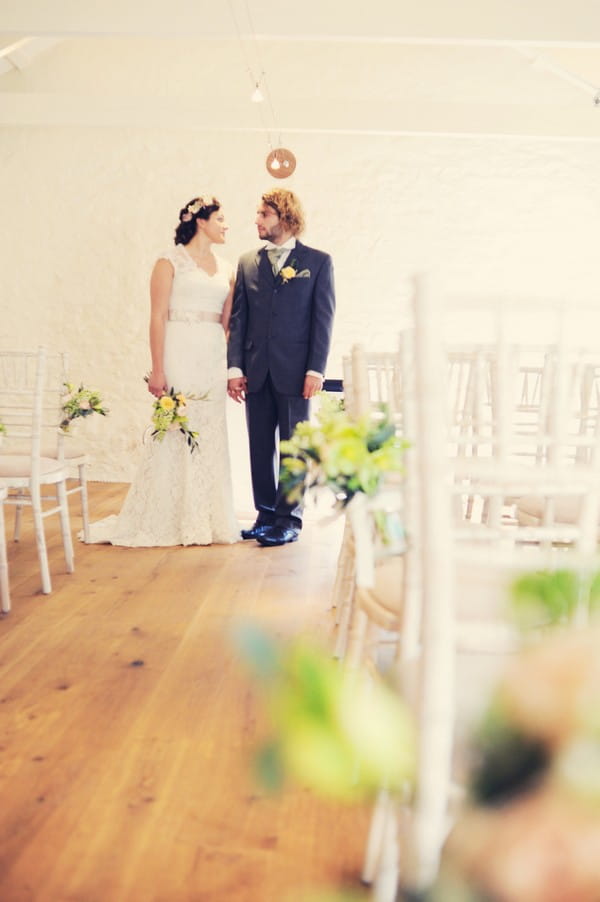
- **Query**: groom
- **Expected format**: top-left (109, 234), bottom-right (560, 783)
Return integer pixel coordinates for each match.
top-left (227, 188), bottom-right (336, 546)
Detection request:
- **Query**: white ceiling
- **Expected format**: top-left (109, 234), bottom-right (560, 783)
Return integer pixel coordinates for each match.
top-left (2, 0), bottom-right (600, 139)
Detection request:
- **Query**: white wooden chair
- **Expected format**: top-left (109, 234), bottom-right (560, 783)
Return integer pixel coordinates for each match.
top-left (0, 485), bottom-right (10, 613)
top-left (50, 352), bottom-right (91, 543)
top-left (0, 347), bottom-right (75, 594)
top-left (347, 282), bottom-right (600, 900)
top-left (329, 354), bottom-right (358, 654)
top-left (331, 346), bottom-right (403, 660)
top-left (10, 351), bottom-right (92, 544)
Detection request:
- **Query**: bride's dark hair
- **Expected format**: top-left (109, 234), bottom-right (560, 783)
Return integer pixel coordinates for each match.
top-left (174, 196), bottom-right (221, 245)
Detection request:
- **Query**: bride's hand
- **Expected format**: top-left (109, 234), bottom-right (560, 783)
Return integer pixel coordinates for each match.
top-left (148, 371), bottom-right (167, 398)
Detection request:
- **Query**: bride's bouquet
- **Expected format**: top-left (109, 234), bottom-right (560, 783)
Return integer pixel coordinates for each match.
top-left (145, 379), bottom-right (200, 453)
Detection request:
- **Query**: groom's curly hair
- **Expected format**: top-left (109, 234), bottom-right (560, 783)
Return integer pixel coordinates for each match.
top-left (262, 189), bottom-right (305, 236)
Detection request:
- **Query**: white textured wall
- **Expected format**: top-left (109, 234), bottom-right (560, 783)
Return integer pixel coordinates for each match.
top-left (2, 124), bottom-right (600, 503)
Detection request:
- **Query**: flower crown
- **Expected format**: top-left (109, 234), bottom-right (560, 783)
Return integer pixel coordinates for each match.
top-left (181, 197), bottom-right (216, 222)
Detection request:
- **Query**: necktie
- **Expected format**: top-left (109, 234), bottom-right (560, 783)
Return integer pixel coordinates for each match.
top-left (267, 246), bottom-right (286, 275)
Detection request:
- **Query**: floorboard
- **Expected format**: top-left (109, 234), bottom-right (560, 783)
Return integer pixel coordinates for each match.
top-left (0, 482), bottom-right (370, 902)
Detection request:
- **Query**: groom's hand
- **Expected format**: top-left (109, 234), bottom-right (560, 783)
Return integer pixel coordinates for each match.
top-left (303, 374), bottom-right (323, 399)
top-left (228, 376), bottom-right (247, 403)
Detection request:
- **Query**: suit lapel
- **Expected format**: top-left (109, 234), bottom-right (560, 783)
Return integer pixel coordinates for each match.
top-left (256, 247), bottom-right (274, 289)
top-left (286, 241), bottom-right (305, 275)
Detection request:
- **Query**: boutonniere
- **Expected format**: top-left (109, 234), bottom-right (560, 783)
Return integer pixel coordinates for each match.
top-left (279, 258), bottom-right (299, 284)
top-left (279, 259), bottom-right (312, 284)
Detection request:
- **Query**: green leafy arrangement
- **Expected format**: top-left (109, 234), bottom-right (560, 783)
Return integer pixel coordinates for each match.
top-left (279, 395), bottom-right (407, 510)
top-left (60, 382), bottom-right (108, 432)
top-left (232, 621), bottom-right (416, 802)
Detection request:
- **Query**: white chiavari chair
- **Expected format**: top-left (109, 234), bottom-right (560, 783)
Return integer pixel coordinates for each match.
top-left (0, 485), bottom-right (10, 613)
top-left (0, 347), bottom-right (74, 594)
top-left (42, 352), bottom-right (92, 543)
top-left (331, 346), bottom-right (403, 660)
top-left (330, 354), bottom-right (358, 655)
top-left (345, 282), bottom-right (600, 901)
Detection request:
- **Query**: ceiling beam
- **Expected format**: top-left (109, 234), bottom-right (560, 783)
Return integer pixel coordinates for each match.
top-left (2, 91), bottom-right (600, 140)
top-left (2, 0), bottom-right (600, 45)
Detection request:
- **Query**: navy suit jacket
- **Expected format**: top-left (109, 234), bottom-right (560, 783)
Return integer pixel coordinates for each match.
top-left (228, 241), bottom-right (336, 396)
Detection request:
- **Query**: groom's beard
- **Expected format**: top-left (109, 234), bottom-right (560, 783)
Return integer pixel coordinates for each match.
top-left (258, 224), bottom-right (285, 243)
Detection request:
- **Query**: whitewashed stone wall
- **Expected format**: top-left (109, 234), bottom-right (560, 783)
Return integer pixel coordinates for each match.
top-left (2, 125), bottom-right (600, 512)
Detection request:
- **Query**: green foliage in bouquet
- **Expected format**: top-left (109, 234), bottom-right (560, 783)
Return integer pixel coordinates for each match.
top-left (279, 395), bottom-right (407, 509)
top-left (232, 621), bottom-right (416, 803)
top-left (60, 382), bottom-right (108, 432)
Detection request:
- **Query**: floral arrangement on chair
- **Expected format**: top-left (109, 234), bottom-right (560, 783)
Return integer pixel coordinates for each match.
top-left (232, 621), bottom-right (416, 803)
top-left (60, 382), bottom-right (109, 432)
top-left (147, 385), bottom-right (200, 454)
top-left (279, 395), bottom-right (406, 510)
top-left (425, 568), bottom-right (600, 902)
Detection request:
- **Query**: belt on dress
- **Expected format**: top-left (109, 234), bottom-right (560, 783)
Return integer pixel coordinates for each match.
top-left (168, 310), bottom-right (222, 324)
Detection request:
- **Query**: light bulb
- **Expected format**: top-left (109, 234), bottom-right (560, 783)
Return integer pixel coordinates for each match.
top-left (251, 86), bottom-right (264, 103)
top-left (270, 157), bottom-right (281, 169)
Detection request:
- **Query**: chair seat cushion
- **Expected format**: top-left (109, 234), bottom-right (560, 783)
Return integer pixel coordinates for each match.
top-left (0, 455), bottom-right (66, 479)
top-left (515, 495), bottom-right (600, 526)
top-left (42, 443), bottom-right (87, 461)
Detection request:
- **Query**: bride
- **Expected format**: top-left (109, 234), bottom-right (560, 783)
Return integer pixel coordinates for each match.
top-left (85, 195), bottom-right (240, 546)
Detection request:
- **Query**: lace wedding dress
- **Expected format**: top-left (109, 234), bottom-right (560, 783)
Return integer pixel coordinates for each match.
top-left (86, 245), bottom-right (240, 546)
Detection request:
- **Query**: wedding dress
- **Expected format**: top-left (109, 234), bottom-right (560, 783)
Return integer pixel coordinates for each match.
top-left (85, 245), bottom-right (240, 546)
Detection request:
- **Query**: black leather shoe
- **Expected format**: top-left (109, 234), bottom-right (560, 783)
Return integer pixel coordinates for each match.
top-left (256, 526), bottom-right (300, 547)
top-left (241, 523), bottom-right (274, 541)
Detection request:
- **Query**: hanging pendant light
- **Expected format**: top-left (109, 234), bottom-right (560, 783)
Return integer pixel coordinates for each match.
top-left (266, 148), bottom-right (296, 179)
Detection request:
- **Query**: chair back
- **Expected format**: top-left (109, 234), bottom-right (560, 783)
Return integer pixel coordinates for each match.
top-left (0, 347), bottom-right (67, 467)
top-left (349, 345), bottom-right (402, 426)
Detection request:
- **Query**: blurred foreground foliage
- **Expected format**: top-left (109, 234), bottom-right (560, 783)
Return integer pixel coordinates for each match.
top-left (232, 621), bottom-right (416, 803)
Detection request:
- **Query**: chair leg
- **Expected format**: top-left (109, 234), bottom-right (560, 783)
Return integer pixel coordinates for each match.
top-left (372, 797), bottom-right (400, 902)
top-left (78, 463), bottom-right (91, 544)
top-left (362, 789), bottom-right (390, 884)
top-left (333, 581), bottom-right (355, 660)
top-left (31, 487), bottom-right (52, 594)
top-left (331, 521), bottom-right (355, 623)
top-left (13, 501), bottom-right (23, 541)
top-left (0, 502), bottom-right (10, 613)
top-left (345, 605), bottom-right (369, 671)
top-left (57, 481), bottom-right (75, 574)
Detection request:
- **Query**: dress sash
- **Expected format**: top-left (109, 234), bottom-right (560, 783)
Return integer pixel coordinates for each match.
top-left (168, 309), bottom-right (222, 324)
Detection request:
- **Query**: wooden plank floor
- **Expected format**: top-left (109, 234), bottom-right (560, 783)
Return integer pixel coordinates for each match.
top-left (0, 483), bottom-right (371, 902)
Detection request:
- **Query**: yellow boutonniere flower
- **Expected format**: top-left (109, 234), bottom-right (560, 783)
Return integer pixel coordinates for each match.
top-left (280, 265), bottom-right (297, 284)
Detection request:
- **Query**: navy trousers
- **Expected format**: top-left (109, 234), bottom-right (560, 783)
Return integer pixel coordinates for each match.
top-left (245, 374), bottom-right (310, 529)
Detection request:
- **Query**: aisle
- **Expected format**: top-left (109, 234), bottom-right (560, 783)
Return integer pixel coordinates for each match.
top-left (0, 483), bottom-right (369, 902)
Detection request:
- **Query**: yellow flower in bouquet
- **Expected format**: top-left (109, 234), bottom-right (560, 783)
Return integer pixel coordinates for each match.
top-left (148, 385), bottom-right (201, 453)
top-left (159, 395), bottom-right (176, 412)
